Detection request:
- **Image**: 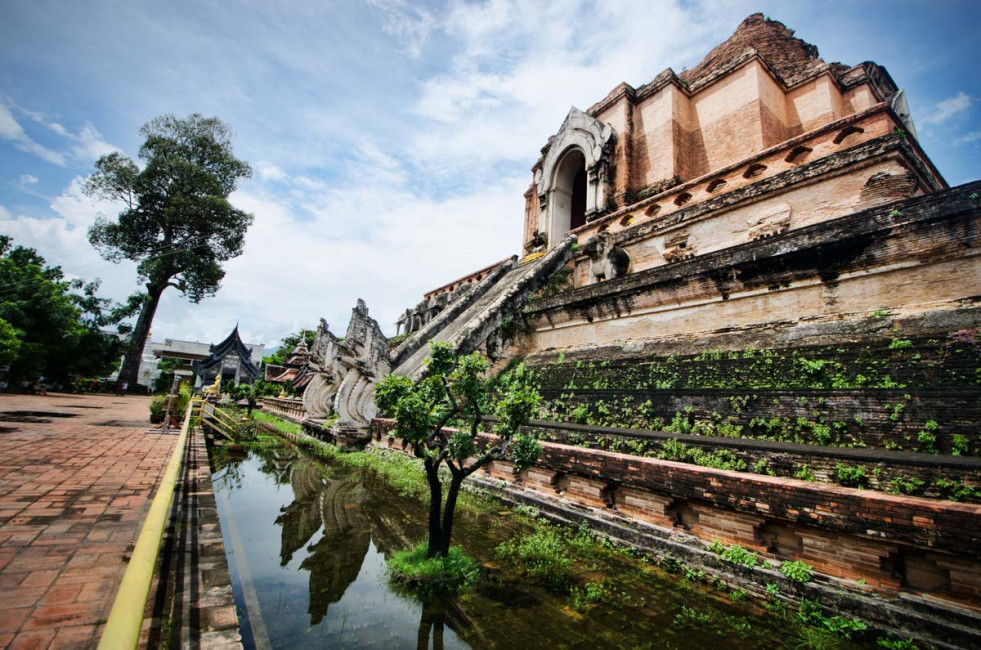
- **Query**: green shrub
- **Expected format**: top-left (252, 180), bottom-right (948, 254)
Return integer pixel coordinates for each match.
top-left (779, 560), bottom-right (814, 583)
top-left (951, 434), bottom-right (970, 456)
top-left (719, 544), bottom-right (761, 568)
top-left (916, 420), bottom-right (939, 453)
top-left (876, 634), bottom-right (919, 649)
top-left (495, 525), bottom-right (573, 590)
top-left (569, 580), bottom-right (614, 612)
top-left (889, 476), bottom-right (925, 496)
top-left (672, 605), bottom-right (711, 628)
top-left (835, 464), bottom-right (869, 489)
top-left (148, 396), bottom-right (166, 423)
top-left (798, 598), bottom-right (868, 640)
top-left (794, 464), bottom-right (815, 481)
top-left (932, 478), bottom-right (981, 502)
top-left (657, 439), bottom-right (747, 471)
top-left (388, 542), bottom-right (479, 593)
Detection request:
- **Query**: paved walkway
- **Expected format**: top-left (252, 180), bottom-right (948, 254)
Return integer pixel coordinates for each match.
top-left (0, 393), bottom-right (178, 649)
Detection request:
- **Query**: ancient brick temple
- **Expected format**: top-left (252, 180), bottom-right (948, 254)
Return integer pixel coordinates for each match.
top-left (275, 15), bottom-right (980, 646)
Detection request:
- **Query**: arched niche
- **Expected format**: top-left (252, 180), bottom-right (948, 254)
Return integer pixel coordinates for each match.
top-left (547, 148), bottom-right (588, 241)
top-left (536, 107), bottom-right (616, 249)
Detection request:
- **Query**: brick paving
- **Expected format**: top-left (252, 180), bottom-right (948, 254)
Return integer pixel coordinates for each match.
top-left (0, 393), bottom-right (179, 649)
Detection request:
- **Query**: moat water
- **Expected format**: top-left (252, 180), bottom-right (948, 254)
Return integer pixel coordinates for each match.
top-left (211, 442), bottom-right (867, 649)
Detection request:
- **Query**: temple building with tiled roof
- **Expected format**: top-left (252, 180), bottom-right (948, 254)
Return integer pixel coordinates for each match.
top-left (264, 339), bottom-right (314, 389)
top-left (192, 326), bottom-right (262, 386)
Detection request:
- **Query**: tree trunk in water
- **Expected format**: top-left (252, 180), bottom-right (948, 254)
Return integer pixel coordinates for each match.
top-left (425, 459), bottom-right (443, 558)
top-left (439, 475), bottom-right (464, 556)
top-left (117, 285), bottom-right (166, 386)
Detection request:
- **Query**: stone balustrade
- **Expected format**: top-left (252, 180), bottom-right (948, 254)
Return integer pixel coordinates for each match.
top-left (261, 397), bottom-right (306, 423)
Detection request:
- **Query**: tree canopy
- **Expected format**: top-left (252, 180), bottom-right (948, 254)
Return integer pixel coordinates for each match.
top-left (376, 343), bottom-right (542, 558)
top-left (0, 235), bottom-right (136, 388)
top-left (84, 113), bottom-right (253, 385)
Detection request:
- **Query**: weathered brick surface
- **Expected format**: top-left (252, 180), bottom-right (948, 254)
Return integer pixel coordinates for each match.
top-left (0, 393), bottom-right (177, 649)
top-left (520, 182), bottom-right (980, 356)
top-left (371, 418), bottom-right (981, 600)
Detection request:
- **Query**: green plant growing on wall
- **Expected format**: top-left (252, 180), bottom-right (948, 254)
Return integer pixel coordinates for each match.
top-left (376, 342), bottom-right (542, 560)
top-left (720, 544), bottom-right (762, 568)
top-left (779, 560), bottom-right (814, 583)
top-left (835, 464), bottom-right (870, 489)
top-left (932, 478), bottom-right (981, 502)
top-left (794, 464), bottom-right (815, 481)
top-left (951, 434), bottom-right (970, 456)
top-left (916, 420), bottom-right (939, 453)
top-left (889, 476), bottom-right (925, 496)
top-left (754, 458), bottom-right (777, 476)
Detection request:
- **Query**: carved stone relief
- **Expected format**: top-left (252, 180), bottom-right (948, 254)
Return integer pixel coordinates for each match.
top-left (748, 203), bottom-right (792, 240)
top-left (583, 232), bottom-right (631, 283)
top-left (662, 230), bottom-right (697, 263)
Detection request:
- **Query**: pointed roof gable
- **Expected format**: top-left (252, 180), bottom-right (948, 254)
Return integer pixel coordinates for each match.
top-left (193, 325), bottom-right (260, 381)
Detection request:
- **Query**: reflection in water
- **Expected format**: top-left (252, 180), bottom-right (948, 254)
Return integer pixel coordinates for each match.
top-left (418, 600), bottom-right (446, 650)
top-left (214, 445), bottom-right (810, 650)
top-left (275, 462), bottom-right (326, 566)
top-left (302, 481), bottom-right (370, 624)
top-left (275, 460), bottom-right (373, 625)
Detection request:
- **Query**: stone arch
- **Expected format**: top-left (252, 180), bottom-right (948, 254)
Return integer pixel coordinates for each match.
top-left (547, 147), bottom-right (588, 240)
top-left (537, 107), bottom-right (616, 248)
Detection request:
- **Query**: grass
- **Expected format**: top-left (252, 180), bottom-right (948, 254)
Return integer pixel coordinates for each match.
top-left (388, 542), bottom-right (480, 594)
top-left (253, 410), bottom-right (304, 436)
top-left (494, 523), bottom-right (575, 591)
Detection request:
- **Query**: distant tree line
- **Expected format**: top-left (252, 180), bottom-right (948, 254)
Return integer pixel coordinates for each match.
top-left (0, 235), bottom-right (140, 390)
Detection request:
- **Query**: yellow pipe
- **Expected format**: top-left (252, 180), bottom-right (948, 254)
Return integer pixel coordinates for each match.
top-left (98, 398), bottom-right (198, 650)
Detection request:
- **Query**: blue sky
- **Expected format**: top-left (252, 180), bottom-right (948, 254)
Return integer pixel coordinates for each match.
top-left (1, 0), bottom-right (979, 351)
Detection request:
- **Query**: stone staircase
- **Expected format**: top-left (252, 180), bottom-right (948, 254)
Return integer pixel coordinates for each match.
top-left (391, 234), bottom-right (578, 379)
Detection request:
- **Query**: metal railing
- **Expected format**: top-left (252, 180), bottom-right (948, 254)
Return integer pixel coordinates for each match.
top-left (200, 402), bottom-right (238, 441)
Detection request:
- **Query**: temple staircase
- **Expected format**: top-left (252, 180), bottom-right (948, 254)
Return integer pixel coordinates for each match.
top-left (390, 235), bottom-right (578, 380)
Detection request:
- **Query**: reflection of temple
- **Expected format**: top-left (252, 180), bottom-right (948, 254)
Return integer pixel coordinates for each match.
top-left (275, 462), bottom-right (326, 566)
top-left (273, 456), bottom-right (372, 625)
top-left (302, 481), bottom-right (370, 624)
top-left (269, 451), bottom-right (489, 646)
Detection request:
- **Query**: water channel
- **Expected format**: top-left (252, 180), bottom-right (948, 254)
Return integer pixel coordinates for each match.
top-left (211, 440), bottom-right (868, 649)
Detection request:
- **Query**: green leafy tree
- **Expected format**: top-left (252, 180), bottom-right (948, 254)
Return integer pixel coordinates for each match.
top-left (376, 342), bottom-right (543, 558)
top-left (0, 236), bottom-right (134, 387)
top-left (229, 380), bottom-right (279, 415)
top-left (0, 317), bottom-right (21, 367)
top-left (153, 357), bottom-right (180, 393)
top-left (84, 113), bottom-right (253, 386)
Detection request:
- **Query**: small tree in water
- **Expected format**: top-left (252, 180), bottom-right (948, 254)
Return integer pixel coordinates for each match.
top-left (376, 342), bottom-right (543, 558)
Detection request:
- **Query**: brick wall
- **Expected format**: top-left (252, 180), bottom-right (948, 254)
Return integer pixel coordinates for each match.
top-left (369, 418), bottom-right (981, 601)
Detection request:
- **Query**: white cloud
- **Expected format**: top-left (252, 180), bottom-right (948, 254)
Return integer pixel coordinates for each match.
top-left (0, 208), bottom-right (138, 300)
top-left (19, 174), bottom-right (38, 185)
top-left (365, 0), bottom-right (435, 58)
top-left (955, 130), bottom-right (981, 144)
top-left (407, 0), bottom-right (736, 167)
top-left (0, 104), bottom-right (66, 165)
top-left (69, 122), bottom-right (119, 162)
top-left (921, 92), bottom-right (972, 126)
top-left (256, 162), bottom-right (287, 182)
top-left (48, 175), bottom-right (125, 229)
top-left (0, 100), bottom-right (119, 166)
